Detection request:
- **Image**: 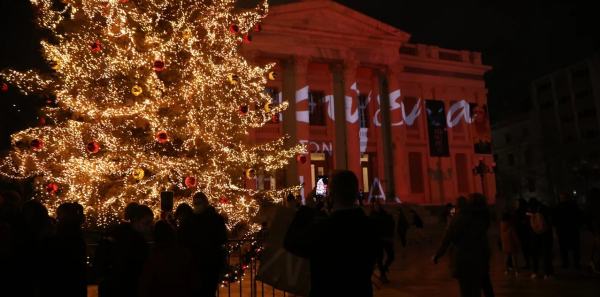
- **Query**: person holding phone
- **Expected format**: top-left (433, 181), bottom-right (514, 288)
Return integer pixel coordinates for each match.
top-left (284, 170), bottom-right (379, 297)
top-left (433, 193), bottom-right (493, 297)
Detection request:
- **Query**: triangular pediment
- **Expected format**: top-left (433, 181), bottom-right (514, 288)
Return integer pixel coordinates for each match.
top-left (263, 0), bottom-right (411, 43)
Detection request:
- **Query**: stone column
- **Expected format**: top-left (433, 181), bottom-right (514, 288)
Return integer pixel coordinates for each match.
top-left (343, 60), bottom-right (363, 186)
top-left (294, 56), bottom-right (312, 198)
top-left (384, 65), bottom-right (410, 201)
top-left (371, 73), bottom-right (386, 196)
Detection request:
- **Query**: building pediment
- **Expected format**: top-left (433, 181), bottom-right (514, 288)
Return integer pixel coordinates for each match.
top-left (245, 0), bottom-right (410, 64)
top-left (264, 1), bottom-right (410, 43)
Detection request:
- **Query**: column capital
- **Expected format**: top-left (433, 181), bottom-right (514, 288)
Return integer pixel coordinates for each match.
top-left (293, 55), bottom-right (311, 75)
top-left (383, 64), bottom-right (404, 77)
top-left (343, 60), bottom-right (361, 81)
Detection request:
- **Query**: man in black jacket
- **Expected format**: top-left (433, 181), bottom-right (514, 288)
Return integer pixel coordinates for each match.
top-left (284, 170), bottom-right (378, 297)
top-left (180, 192), bottom-right (228, 297)
top-left (553, 194), bottom-right (583, 269)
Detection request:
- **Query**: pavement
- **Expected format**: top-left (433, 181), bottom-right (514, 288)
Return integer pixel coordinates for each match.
top-left (87, 226), bottom-right (600, 297)
top-left (371, 230), bottom-right (600, 297)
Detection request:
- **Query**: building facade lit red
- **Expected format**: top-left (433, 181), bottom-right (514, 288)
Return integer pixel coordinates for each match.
top-left (242, 0), bottom-right (496, 205)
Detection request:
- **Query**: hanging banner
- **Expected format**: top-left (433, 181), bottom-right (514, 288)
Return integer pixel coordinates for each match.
top-left (425, 100), bottom-right (450, 157)
top-left (469, 103), bottom-right (493, 155)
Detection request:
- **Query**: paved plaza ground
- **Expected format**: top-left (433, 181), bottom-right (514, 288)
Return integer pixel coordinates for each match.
top-left (372, 232), bottom-right (600, 297)
top-left (87, 227), bottom-right (600, 297)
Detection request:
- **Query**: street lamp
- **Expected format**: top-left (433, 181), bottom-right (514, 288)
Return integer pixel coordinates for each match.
top-left (472, 157), bottom-right (497, 196)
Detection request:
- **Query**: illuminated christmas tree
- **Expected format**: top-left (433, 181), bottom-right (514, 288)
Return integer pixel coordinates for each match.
top-left (0, 0), bottom-right (304, 229)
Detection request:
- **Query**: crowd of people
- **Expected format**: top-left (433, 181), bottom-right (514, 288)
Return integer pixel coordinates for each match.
top-left (0, 191), bottom-right (228, 297)
top-left (2, 171), bottom-right (600, 297)
top-left (503, 192), bottom-right (600, 278)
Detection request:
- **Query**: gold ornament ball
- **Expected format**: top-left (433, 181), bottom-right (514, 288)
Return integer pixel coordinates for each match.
top-left (132, 168), bottom-right (145, 180)
top-left (228, 74), bottom-right (239, 84)
top-left (264, 102), bottom-right (274, 112)
top-left (246, 168), bottom-right (257, 179)
top-left (49, 58), bottom-right (61, 70)
top-left (268, 71), bottom-right (277, 80)
top-left (183, 29), bottom-right (192, 39)
top-left (131, 85), bottom-right (143, 96)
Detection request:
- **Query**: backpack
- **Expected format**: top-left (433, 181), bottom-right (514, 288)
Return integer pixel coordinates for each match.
top-left (530, 212), bottom-right (547, 234)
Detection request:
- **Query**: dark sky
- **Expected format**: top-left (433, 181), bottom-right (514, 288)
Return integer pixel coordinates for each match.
top-left (1, 0), bottom-right (599, 148)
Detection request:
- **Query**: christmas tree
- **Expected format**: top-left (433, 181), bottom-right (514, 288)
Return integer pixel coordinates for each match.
top-left (0, 0), bottom-right (304, 229)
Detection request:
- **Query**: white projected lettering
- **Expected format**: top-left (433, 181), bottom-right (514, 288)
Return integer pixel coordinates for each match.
top-left (295, 86), bottom-right (309, 123)
top-left (299, 140), bottom-right (334, 156)
top-left (446, 99), bottom-right (472, 128)
top-left (345, 82), bottom-right (359, 124)
top-left (372, 92), bottom-right (472, 129)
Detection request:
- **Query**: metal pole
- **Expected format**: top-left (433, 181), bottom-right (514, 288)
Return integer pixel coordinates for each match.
top-left (481, 173), bottom-right (485, 197)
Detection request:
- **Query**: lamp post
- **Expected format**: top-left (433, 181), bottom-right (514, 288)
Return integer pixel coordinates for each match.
top-left (472, 157), bottom-right (497, 197)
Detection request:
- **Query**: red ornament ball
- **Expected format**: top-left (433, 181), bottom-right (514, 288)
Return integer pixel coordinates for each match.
top-left (229, 24), bottom-right (239, 33)
top-left (185, 176), bottom-right (197, 187)
top-left (1, 83), bottom-right (7, 91)
top-left (46, 183), bottom-right (58, 194)
top-left (220, 197), bottom-right (229, 204)
top-left (244, 35), bottom-right (252, 43)
top-left (156, 131), bottom-right (168, 143)
top-left (90, 41), bottom-right (101, 52)
top-left (153, 59), bottom-right (165, 71)
top-left (120, 0), bottom-right (129, 2)
top-left (254, 24), bottom-right (262, 32)
top-left (39, 118), bottom-right (47, 125)
top-left (239, 105), bottom-right (248, 115)
top-left (30, 139), bottom-right (43, 150)
top-left (272, 114), bottom-right (279, 123)
top-left (87, 142), bottom-right (99, 154)
top-left (297, 155), bottom-right (307, 164)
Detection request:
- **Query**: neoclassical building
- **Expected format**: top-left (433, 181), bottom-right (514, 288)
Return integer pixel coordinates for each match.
top-left (242, 0), bottom-right (495, 205)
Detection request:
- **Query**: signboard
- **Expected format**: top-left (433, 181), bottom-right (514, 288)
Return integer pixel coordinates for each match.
top-left (426, 100), bottom-right (450, 157)
top-left (256, 206), bottom-right (310, 296)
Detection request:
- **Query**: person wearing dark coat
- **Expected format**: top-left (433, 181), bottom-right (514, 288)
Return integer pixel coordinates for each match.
top-left (8, 200), bottom-right (55, 297)
top-left (97, 204), bottom-right (153, 297)
top-left (585, 188), bottom-right (600, 273)
top-left (138, 220), bottom-right (200, 297)
top-left (410, 210), bottom-right (424, 243)
top-left (44, 203), bottom-right (87, 297)
top-left (553, 194), bottom-right (583, 269)
top-left (369, 201), bottom-right (395, 283)
top-left (515, 198), bottom-right (531, 269)
top-left (284, 170), bottom-right (379, 297)
top-left (528, 198), bottom-right (554, 279)
top-left (433, 193), bottom-right (492, 297)
top-left (179, 192), bottom-right (228, 297)
top-left (396, 209), bottom-right (410, 248)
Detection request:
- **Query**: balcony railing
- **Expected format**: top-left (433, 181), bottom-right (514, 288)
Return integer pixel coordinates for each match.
top-left (399, 45), bottom-right (418, 56)
top-left (438, 50), bottom-right (463, 62)
top-left (309, 126), bottom-right (328, 137)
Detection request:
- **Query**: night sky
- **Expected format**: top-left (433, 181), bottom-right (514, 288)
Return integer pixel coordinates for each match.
top-left (1, 0), bottom-right (599, 149)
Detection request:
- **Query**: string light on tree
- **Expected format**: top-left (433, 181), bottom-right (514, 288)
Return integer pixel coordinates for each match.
top-left (0, 0), bottom-right (305, 229)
